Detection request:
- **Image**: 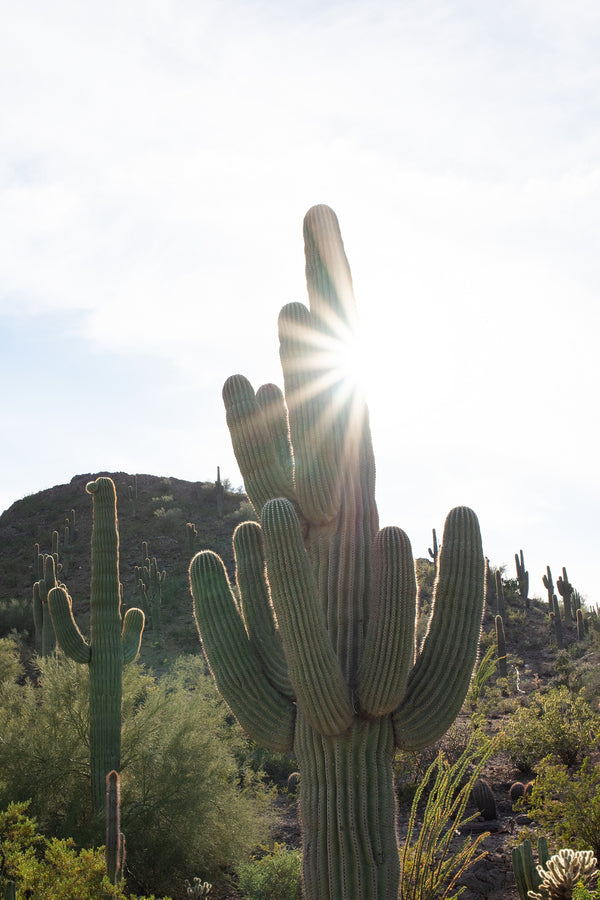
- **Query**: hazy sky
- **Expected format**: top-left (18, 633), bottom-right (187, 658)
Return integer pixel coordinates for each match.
top-left (2, 0), bottom-right (599, 601)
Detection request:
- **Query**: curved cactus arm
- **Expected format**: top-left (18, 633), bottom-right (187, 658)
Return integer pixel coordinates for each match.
top-left (189, 550), bottom-right (295, 752)
top-left (392, 506), bottom-right (484, 751)
top-left (358, 526), bottom-right (417, 716)
top-left (122, 608), bottom-right (145, 664)
top-left (261, 498), bottom-right (354, 736)
top-left (48, 586), bottom-right (91, 664)
top-left (223, 374), bottom-right (296, 515)
top-left (233, 521), bottom-right (294, 698)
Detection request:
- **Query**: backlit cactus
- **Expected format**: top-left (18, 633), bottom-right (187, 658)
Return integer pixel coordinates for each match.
top-left (557, 566), bottom-right (573, 623)
top-left (528, 848), bottom-right (598, 900)
top-left (32, 553), bottom-right (57, 656)
top-left (515, 549), bottom-right (529, 604)
top-left (48, 477), bottom-right (145, 810)
top-left (189, 206), bottom-right (485, 900)
top-left (543, 566), bottom-right (554, 609)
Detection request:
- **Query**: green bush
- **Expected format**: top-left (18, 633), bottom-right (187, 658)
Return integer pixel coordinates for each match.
top-left (0, 801), bottom-right (164, 899)
top-left (502, 686), bottom-right (598, 770)
top-left (0, 654), bottom-right (271, 897)
top-left (526, 757), bottom-right (600, 857)
top-left (574, 878), bottom-right (600, 899)
top-left (236, 843), bottom-right (302, 900)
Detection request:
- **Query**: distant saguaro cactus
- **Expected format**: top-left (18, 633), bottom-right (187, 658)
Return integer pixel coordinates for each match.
top-left (189, 205), bottom-right (485, 900)
top-left (48, 477), bottom-right (145, 810)
top-left (515, 549), bottom-right (529, 605)
top-left (428, 527), bottom-right (438, 567)
top-left (495, 570), bottom-right (506, 618)
top-left (557, 566), bottom-right (573, 623)
top-left (543, 566), bottom-right (554, 610)
top-left (32, 554), bottom-right (57, 656)
top-left (495, 614), bottom-right (507, 678)
top-left (215, 466), bottom-right (225, 518)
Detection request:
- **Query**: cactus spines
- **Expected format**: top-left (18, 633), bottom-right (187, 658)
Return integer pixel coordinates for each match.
top-left (515, 549), bottom-right (529, 604)
top-left (512, 838), bottom-right (549, 900)
top-left (105, 770), bottom-right (125, 886)
top-left (495, 614), bottom-right (507, 678)
top-left (48, 477), bottom-right (145, 810)
top-left (557, 567), bottom-right (573, 624)
top-left (528, 848), bottom-right (598, 900)
top-left (189, 205), bottom-right (485, 900)
top-left (428, 527), bottom-right (438, 566)
top-left (543, 566), bottom-right (554, 609)
top-left (471, 777), bottom-right (497, 820)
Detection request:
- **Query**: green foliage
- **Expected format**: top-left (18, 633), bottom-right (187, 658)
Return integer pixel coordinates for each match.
top-left (525, 757), bottom-right (600, 857)
top-left (399, 734), bottom-right (497, 900)
top-left (0, 655), bottom-right (271, 897)
top-left (0, 601), bottom-right (31, 640)
top-left (0, 636), bottom-right (24, 685)
top-left (236, 844), bottom-right (302, 900)
top-left (0, 801), bottom-right (165, 899)
top-left (574, 878), bottom-right (600, 899)
top-left (502, 686), bottom-right (598, 770)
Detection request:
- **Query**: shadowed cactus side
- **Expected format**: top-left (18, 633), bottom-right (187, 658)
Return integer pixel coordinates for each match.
top-left (105, 770), bottom-right (125, 886)
top-left (557, 567), bottom-right (574, 624)
top-left (48, 476), bottom-right (145, 811)
top-left (189, 205), bottom-right (485, 900)
top-left (515, 549), bottom-right (529, 605)
top-left (32, 554), bottom-right (57, 656)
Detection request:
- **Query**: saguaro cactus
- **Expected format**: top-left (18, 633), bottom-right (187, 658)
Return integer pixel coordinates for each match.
top-left (515, 549), bottom-right (529, 604)
top-left (48, 477), bottom-right (145, 810)
top-left (543, 566), bottom-right (554, 609)
top-left (556, 566), bottom-right (573, 623)
top-left (105, 770), bottom-right (125, 886)
top-left (32, 554), bottom-right (57, 656)
top-left (189, 206), bottom-right (485, 900)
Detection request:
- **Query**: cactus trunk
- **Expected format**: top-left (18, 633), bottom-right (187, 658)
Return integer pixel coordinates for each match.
top-left (296, 715), bottom-right (398, 899)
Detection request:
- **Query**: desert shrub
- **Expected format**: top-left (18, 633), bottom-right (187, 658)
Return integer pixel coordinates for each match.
top-left (0, 801), bottom-right (163, 899)
top-left (574, 879), bottom-right (600, 899)
top-left (502, 686), bottom-right (598, 770)
top-left (525, 757), bottom-right (600, 857)
top-left (236, 843), bottom-right (302, 900)
top-left (0, 635), bottom-right (24, 684)
top-left (0, 599), bottom-right (32, 638)
top-left (0, 655), bottom-right (271, 897)
top-left (236, 741), bottom-right (297, 786)
top-left (394, 718), bottom-right (479, 799)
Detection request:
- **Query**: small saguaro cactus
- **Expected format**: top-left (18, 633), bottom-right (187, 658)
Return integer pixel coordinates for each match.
top-left (550, 595), bottom-right (563, 649)
top-left (215, 466), bottom-right (225, 518)
top-left (186, 522), bottom-right (198, 556)
top-left (495, 569), bottom-right (506, 618)
top-left (48, 477), bottom-right (145, 810)
top-left (512, 837), bottom-right (549, 900)
top-left (428, 527), bottom-right (438, 567)
top-left (515, 549), bottom-right (529, 605)
top-left (32, 554), bottom-right (57, 656)
top-left (189, 205), bottom-right (485, 900)
top-left (495, 614), bottom-right (507, 678)
top-left (543, 566), bottom-right (554, 609)
top-left (105, 770), bottom-right (125, 886)
top-left (557, 567), bottom-right (573, 624)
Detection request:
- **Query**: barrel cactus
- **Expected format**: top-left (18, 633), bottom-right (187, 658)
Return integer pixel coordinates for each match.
top-left (189, 205), bottom-right (485, 900)
top-left (48, 476), bottom-right (145, 810)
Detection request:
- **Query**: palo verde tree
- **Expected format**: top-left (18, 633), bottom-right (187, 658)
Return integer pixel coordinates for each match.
top-left (48, 477), bottom-right (145, 811)
top-left (189, 206), bottom-right (485, 900)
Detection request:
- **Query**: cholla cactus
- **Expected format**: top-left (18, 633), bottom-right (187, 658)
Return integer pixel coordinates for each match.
top-left (185, 878), bottom-right (212, 897)
top-left (528, 849), bottom-right (598, 900)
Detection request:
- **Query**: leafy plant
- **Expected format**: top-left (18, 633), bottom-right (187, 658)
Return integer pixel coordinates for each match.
top-left (502, 686), bottom-right (598, 770)
top-left (236, 843), bottom-right (302, 900)
top-left (525, 757), bottom-right (600, 857)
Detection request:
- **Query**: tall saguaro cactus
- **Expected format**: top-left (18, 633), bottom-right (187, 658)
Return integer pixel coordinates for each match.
top-left (48, 477), bottom-right (145, 810)
top-left (189, 206), bottom-right (485, 900)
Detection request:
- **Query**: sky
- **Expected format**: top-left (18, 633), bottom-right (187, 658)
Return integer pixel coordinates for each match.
top-left (1, 0), bottom-right (599, 602)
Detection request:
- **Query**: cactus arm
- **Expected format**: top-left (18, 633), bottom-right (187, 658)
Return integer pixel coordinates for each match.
top-left (223, 374), bottom-right (296, 515)
top-left (255, 383), bottom-right (294, 486)
top-left (189, 550), bottom-right (295, 752)
top-left (358, 526), bottom-right (417, 716)
top-left (122, 608), bottom-right (145, 664)
top-left (233, 521), bottom-right (293, 698)
top-left (392, 506), bottom-right (484, 751)
top-left (48, 586), bottom-right (91, 663)
top-left (261, 498), bottom-right (354, 736)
